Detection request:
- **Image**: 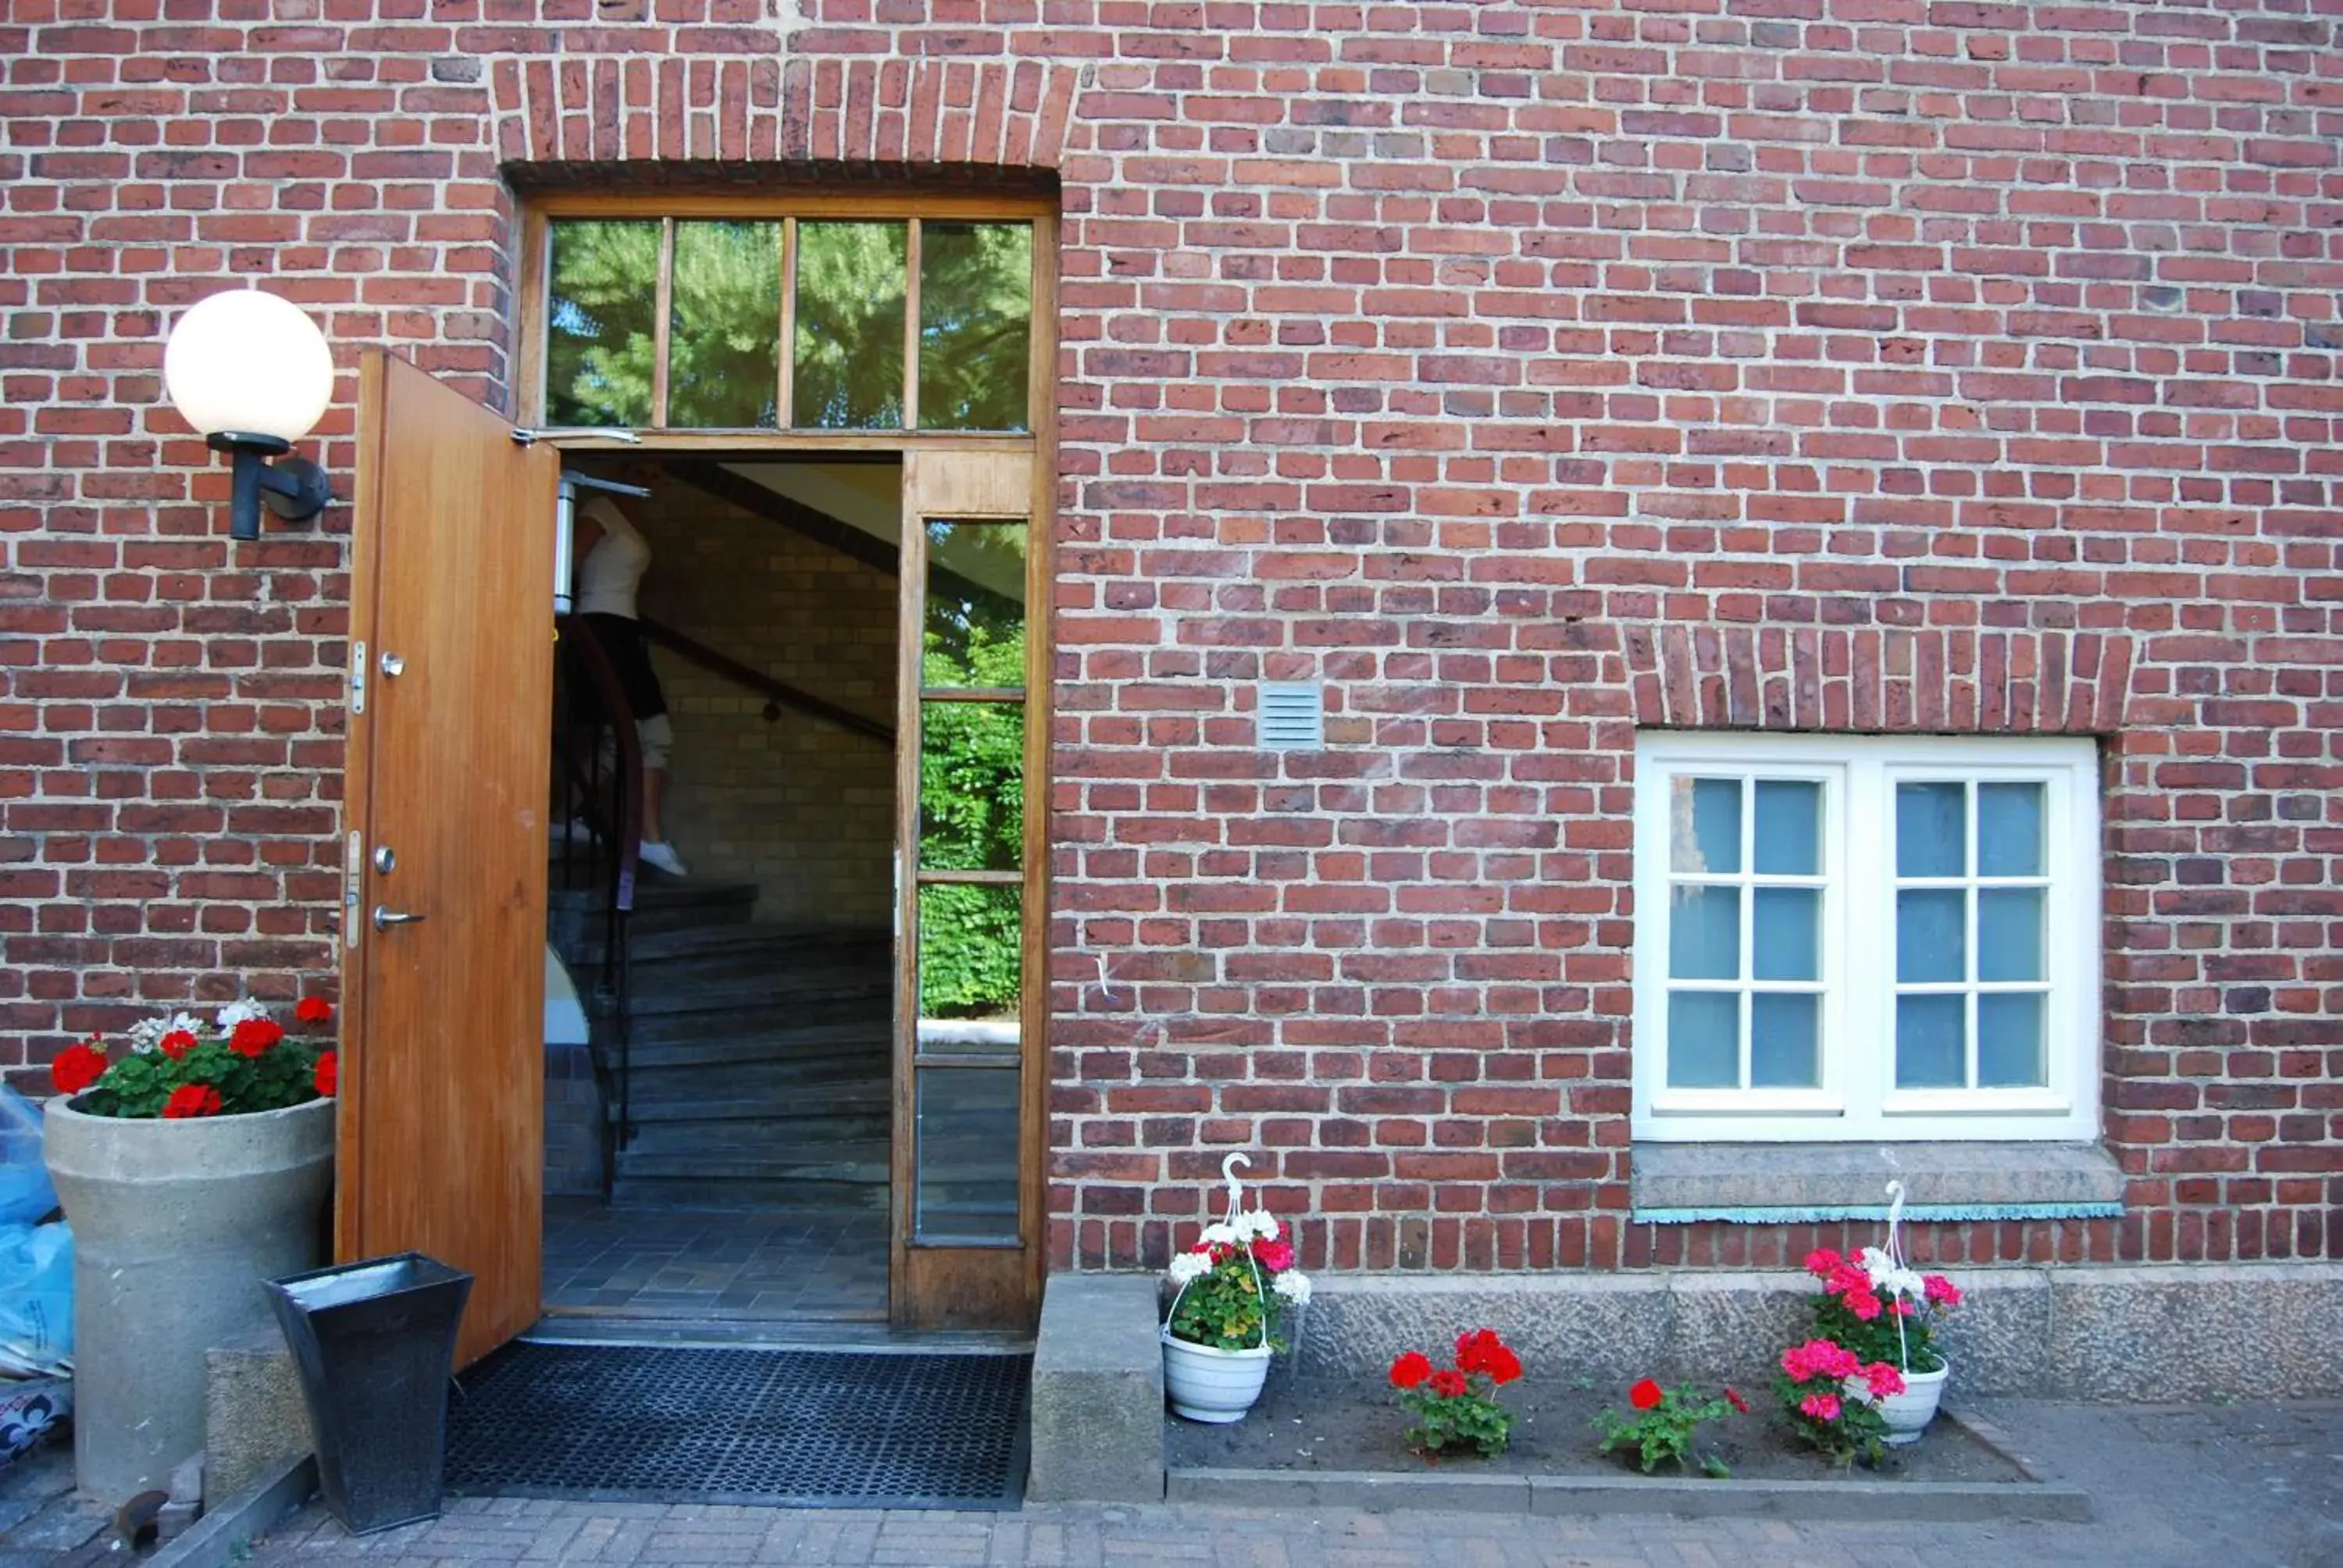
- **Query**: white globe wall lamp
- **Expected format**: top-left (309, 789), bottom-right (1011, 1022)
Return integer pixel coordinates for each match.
top-left (162, 289), bottom-right (336, 541)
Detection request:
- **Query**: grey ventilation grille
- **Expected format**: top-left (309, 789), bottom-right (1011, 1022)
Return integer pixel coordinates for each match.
top-left (1258, 681), bottom-right (1325, 750)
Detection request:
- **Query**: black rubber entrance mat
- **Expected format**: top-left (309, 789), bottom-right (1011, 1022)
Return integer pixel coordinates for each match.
top-left (444, 1342), bottom-right (1031, 1509)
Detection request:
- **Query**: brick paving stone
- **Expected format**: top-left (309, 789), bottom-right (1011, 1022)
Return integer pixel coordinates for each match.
top-left (238, 1399), bottom-right (2342, 1568)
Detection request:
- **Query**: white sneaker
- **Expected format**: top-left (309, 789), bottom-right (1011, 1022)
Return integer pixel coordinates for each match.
top-left (555, 816), bottom-right (596, 845)
top-left (638, 839), bottom-right (689, 878)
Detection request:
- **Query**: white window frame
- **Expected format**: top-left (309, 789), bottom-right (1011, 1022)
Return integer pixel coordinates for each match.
top-left (1632, 732), bottom-right (2101, 1142)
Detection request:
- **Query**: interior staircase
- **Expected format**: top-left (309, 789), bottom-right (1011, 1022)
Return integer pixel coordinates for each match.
top-left (548, 878), bottom-right (893, 1211)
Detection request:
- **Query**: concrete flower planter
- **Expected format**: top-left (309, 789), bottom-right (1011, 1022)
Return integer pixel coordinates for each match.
top-left (44, 1095), bottom-right (334, 1505)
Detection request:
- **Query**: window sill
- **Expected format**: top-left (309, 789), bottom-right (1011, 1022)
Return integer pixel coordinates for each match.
top-left (1629, 1140), bottom-right (2125, 1225)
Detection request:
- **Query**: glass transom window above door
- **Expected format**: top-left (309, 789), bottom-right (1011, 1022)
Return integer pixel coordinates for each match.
top-left (1632, 732), bottom-right (2102, 1142)
top-left (536, 212), bottom-right (1038, 433)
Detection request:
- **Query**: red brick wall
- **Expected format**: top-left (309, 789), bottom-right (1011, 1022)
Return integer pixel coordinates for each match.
top-left (3, 2), bottom-right (2337, 1273)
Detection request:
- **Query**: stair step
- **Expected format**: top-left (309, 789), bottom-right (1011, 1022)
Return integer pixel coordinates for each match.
top-left (615, 1148), bottom-right (890, 1184)
top-left (550, 880), bottom-right (761, 964)
top-left (620, 924), bottom-right (890, 965)
top-left (622, 973), bottom-right (889, 1020)
top-left (608, 1177), bottom-right (891, 1212)
top-left (621, 1079), bottom-right (888, 1120)
top-left (622, 1110), bottom-right (890, 1142)
top-left (615, 1025), bottom-right (889, 1071)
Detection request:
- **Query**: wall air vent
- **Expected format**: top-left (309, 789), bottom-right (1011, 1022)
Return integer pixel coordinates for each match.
top-left (1258, 681), bottom-right (1325, 751)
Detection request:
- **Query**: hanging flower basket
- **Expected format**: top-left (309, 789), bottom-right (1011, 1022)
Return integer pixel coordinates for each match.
top-left (1160, 1153), bottom-right (1311, 1425)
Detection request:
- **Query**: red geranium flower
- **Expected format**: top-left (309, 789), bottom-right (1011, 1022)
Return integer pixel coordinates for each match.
top-left (314, 1051), bottom-right (338, 1098)
top-left (158, 1029), bottom-right (198, 1060)
top-left (1426, 1369), bottom-right (1468, 1399)
top-left (1455, 1327), bottom-right (1511, 1377)
top-left (294, 996), bottom-right (334, 1025)
top-left (1724, 1386), bottom-right (1750, 1414)
top-left (229, 1017), bottom-right (284, 1058)
top-left (1482, 1345), bottom-right (1521, 1384)
top-left (49, 1041), bottom-right (109, 1096)
top-left (163, 1084), bottom-right (223, 1120)
top-left (1803, 1248), bottom-right (1842, 1277)
top-left (1389, 1351), bottom-right (1432, 1390)
top-left (1629, 1377), bottom-right (1664, 1411)
top-left (1251, 1237), bottom-right (1294, 1272)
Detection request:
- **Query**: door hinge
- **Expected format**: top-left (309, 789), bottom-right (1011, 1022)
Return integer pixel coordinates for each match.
top-left (348, 640), bottom-right (366, 715)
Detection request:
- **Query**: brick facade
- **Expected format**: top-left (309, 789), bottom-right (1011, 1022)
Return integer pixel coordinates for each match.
top-left (3, 3), bottom-right (2338, 1277)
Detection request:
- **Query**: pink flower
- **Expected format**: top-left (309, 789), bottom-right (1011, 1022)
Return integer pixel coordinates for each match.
top-left (1824, 1263), bottom-right (1869, 1299)
top-left (1844, 1288), bottom-right (1883, 1321)
top-left (1924, 1274), bottom-right (1963, 1308)
top-left (1891, 1298), bottom-right (1916, 1317)
top-left (1800, 1393), bottom-right (1842, 1423)
top-left (1251, 1237), bottom-right (1295, 1272)
top-left (1862, 1362), bottom-right (1907, 1399)
top-left (1803, 1248), bottom-right (1842, 1277)
top-left (1780, 1338), bottom-right (1860, 1384)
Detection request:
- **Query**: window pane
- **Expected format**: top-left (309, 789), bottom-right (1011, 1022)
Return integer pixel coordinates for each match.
top-left (1895, 995), bottom-right (1966, 1088)
top-left (1667, 992), bottom-right (1739, 1089)
top-left (918, 221), bottom-right (1032, 432)
top-left (1896, 889), bottom-right (1966, 983)
top-left (1752, 887), bottom-right (1818, 981)
top-left (1977, 782), bottom-right (2045, 877)
top-left (1670, 777), bottom-right (1742, 875)
top-left (667, 220), bottom-right (780, 428)
top-left (915, 1067), bottom-right (1020, 1241)
top-left (1977, 993), bottom-right (2045, 1088)
top-left (921, 702), bottom-right (1024, 872)
top-left (1977, 888), bottom-right (2043, 982)
top-left (924, 520), bottom-right (1027, 690)
top-left (1896, 781), bottom-right (1966, 877)
top-left (1751, 993), bottom-right (1819, 1087)
top-left (1753, 779), bottom-right (1821, 875)
top-left (793, 221), bottom-right (906, 429)
top-left (918, 882), bottom-right (1022, 1023)
top-left (545, 219), bottom-right (660, 427)
top-left (1667, 885), bottom-right (1740, 981)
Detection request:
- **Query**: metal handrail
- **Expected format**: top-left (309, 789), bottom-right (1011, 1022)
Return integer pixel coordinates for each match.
top-left (554, 615), bottom-right (644, 1174)
top-left (636, 615), bottom-right (893, 746)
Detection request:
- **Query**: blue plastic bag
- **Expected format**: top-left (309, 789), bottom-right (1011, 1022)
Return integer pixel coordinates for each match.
top-left (0, 1087), bottom-right (55, 1228)
top-left (0, 1222), bottom-right (71, 1377)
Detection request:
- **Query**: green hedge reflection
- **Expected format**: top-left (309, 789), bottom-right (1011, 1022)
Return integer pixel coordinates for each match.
top-left (918, 585), bottom-right (1025, 1018)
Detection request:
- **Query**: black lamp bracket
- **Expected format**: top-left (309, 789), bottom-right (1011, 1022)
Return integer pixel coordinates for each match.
top-left (207, 430), bottom-right (331, 540)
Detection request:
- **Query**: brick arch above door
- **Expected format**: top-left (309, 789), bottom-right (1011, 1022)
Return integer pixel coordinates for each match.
top-left (490, 55), bottom-right (1082, 171)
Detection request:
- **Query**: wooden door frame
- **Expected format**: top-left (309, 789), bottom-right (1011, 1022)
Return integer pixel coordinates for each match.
top-left (513, 189), bottom-right (1059, 1330)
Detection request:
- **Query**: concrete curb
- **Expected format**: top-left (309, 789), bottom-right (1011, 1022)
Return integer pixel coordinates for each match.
top-left (148, 1456), bottom-right (314, 1568)
top-left (1165, 1411), bottom-right (2091, 1523)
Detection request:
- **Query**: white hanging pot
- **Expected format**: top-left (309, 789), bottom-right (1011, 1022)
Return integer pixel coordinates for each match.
top-left (1161, 1329), bottom-right (1272, 1424)
top-left (1849, 1356), bottom-right (1949, 1446)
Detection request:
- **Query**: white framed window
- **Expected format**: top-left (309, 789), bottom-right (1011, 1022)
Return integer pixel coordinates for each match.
top-left (1632, 732), bottom-right (2101, 1142)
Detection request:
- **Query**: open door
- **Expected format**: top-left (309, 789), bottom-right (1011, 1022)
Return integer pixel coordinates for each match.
top-left (338, 351), bottom-right (560, 1366)
top-left (891, 449), bottom-right (1047, 1331)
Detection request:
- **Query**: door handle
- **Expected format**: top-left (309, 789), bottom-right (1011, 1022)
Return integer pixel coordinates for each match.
top-left (371, 906), bottom-right (426, 931)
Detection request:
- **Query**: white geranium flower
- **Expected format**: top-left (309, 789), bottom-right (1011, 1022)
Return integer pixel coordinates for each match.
top-left (1272, 1270), bottom-right (1311, 1306)
top-left (1859, 1245), bottom-right (1924, 1300)
top-left (126, 1010), bottom-right (205, 1053)
top-left (216, 998), bottom-right (269, 1029)
top-left (1198, 1221), bottom-right (1239, 1248)
top-left (1166, 1252), bottom-right (1211, 1286)
top-left (1239, 1210), bottom-right (1280, 1242)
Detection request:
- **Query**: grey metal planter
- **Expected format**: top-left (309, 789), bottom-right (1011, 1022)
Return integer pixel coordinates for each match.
top-left (42, 1095), bottom-right (334, 1506)
top-left (265, 1253), bottom-right (472, 1535)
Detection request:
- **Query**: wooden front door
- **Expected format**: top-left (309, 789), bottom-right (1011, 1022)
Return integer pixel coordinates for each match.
top-left (891, 449), bottom-right (1047, 1330)
top-left (338, 351), bottom-right (560, 1366)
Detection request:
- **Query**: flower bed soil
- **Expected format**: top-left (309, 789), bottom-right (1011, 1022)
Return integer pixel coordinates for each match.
top-left (1166, 1370), bottom-right (2031, 1484)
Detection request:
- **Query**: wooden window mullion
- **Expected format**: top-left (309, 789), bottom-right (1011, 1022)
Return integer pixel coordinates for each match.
top-left (651, 217), bottom-right (676, 428)
top-left (777, 217), bottom-right (796, 429)
top-left (902, 217), bottom-right (922, 431)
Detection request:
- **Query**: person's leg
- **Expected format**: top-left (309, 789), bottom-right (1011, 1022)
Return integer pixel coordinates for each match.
top-left (635, 714), bottom-right (686, 875)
